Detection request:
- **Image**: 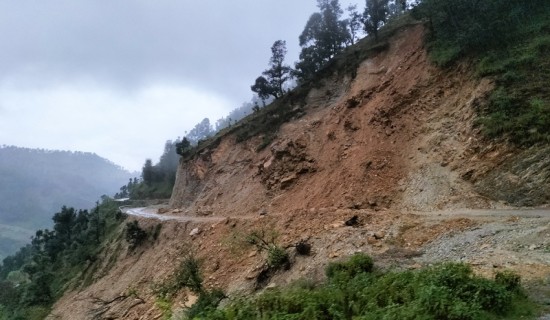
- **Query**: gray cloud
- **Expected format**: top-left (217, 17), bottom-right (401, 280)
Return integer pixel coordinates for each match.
top-left (0, 0), bottom-right (362, 170)
top-left (0, 1), bottom-right (353, 101)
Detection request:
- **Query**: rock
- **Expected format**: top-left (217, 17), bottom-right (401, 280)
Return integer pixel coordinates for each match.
top-left (367, 236), bottom-right (378, 245)
top-left (259, 208), bottom-right (268, 216)
top-left (374, 231), bottom-right (386, 240)
top-left (157, 207), bottom-right (169, 214)
top-left (266, 283), bottom-right (277, 289)
top-left (480, 243), bottom-right (491, 250)
top-left (409, 263), bottom-right (422, 270)
top-left (189, 228), bottom-right (201, 236)
top-left (328, 222), bottom-right (344, 229)
top-left (280, 174), bottom-right (297, 189)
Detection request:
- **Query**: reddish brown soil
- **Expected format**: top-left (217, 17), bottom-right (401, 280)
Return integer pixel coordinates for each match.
top-left (48, 24), bottom-right (550, 319)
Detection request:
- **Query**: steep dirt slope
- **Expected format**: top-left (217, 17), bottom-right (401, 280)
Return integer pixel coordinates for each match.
top-left (49, 24), bottom-right (549, 319)
top-left (170, 24), bottom-right (495, 215)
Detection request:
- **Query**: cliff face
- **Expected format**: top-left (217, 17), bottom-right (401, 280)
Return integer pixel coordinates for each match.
top-left (49, 24), bottom-right (549, 320)
top-left (171, 24), bottom-right (546, 217)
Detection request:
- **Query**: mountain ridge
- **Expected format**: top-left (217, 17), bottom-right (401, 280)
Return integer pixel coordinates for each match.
top-left (0, 145), bottom-right (135, 259)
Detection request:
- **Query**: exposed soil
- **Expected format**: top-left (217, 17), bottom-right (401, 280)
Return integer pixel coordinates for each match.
top-left (48, 24), bottom-right (550, 319)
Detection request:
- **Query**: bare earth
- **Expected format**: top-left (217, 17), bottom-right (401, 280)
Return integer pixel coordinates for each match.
top-left (48, 24), bottom-right (550, 319)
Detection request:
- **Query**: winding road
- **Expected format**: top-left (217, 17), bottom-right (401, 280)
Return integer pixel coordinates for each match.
top-left (121, 207), bottom-right (226, 223)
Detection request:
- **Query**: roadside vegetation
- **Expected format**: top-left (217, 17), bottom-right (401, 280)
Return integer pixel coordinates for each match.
top-left (2, 1), bottom-right (548, 319)
top-left (188, 254), bottom-right (535, 320)
top-left (0, 198), bottom-right (125, 320)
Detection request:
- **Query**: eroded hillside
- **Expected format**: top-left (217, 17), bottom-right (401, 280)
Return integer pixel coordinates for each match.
top-left (48, 24), bottom-right (550, 319)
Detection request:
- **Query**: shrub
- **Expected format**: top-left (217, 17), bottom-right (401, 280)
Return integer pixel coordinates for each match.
top-left (495, 270), bottom-right (522, 293)
top-left (267, 245), bottom-right (290, 270)
top-left (155, 254), bottom-right (204, 299)
top-left (325, 253), bottom-right (374, 280)
top-left (191, 258), bottom-right (535, 320)
top-left (246, 229), bottom-right (290, 271)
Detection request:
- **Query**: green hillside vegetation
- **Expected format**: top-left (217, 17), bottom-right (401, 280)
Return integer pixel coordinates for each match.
top-left (0, 146), bottom-right (134, 260)
top-left (1, 0), bottom-right (548, 318)
top-left (182, 1), bottom-right (549, 163)
top-left (189, 254), bottom-right (535, 320)
top-left (411, 0), bottom-right (550, 145)
top-left (0, 199), bottom-right (126, 319)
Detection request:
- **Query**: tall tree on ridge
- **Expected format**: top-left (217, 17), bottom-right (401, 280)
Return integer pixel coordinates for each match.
top-left (295, 0), bottom-right (350, 81)
top-left (251, 40), bottom-right (292, 101)
top-left (363, 0), bottom-right (389, 41)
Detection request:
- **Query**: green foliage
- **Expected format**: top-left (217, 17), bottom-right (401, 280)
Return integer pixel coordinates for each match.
top-left (0, 146), bottom-right (133, 259)
top-left (126, 138), bottom-right (182, 200)
top-left (246, 230), bottom-right (290, 271)
top-left (186, 289), bottom-right (226, 319)
top-left (363, 0), bottom-right (389, 41)
top-left (325, 253), bottom-right (374, 280)
top-left (125, 221), bottom-right (148, 249)
top-left (0, 198), bottom-right (124, 318)
top-left (156, 297), bottom-right (173, 320)
top-left (495, 270), bottom-right (522, 293)
top-left (295, 0), bottom-right (351, 81)
top-left (154, 254), bottom-right (203, 299)
top-left (192, 256), bottom-right (535, 320)
top-left (251, 40), bottom-right (292, 101)
top-left (413, 0), bottom-right (550, 145)
top-left (153, 252), bottom-right (226, 320)
top-left (266, 246), bottom-right (290, 270)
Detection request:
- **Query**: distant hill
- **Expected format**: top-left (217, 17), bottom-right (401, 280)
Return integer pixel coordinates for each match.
top-left (0, 146), bottom-right (135, 259)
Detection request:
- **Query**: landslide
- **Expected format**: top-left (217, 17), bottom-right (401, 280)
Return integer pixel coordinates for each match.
top-left (48, 22), bottom-right (549, 319)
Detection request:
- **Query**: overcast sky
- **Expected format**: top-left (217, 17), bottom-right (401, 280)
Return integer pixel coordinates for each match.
top-left (0, 0), bottom-right (363, 172)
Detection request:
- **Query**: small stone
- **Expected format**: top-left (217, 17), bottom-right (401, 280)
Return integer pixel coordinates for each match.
top-left (189, 228), bottom-right (200, 236)
top-left (373, 232), bottom-right (386, 240)
top-left (367, 236), bottom-right (378, 245)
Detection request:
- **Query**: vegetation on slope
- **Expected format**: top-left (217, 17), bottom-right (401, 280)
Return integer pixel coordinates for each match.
top-left (0, 198), bottom-right (125, 320)
top-left (412, 0), bottom-right (550, 145)
top-left (0, 146), bottom-right (134, 260)
top-left (187, 254), bottom-right (535, 320)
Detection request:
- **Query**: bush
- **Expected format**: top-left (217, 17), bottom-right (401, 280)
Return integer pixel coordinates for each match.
top-left (325, 253), bottom-right (374, 280)
top-left (267, 245), bottom-right (290, 270)
top-left (495, 270), bottom-right (522, 293)
top-left (246, 229), bottom-right (290, 271)
top-left (190, 257), bottom-right (535, 320)
top-left (155, 254), bottom-right (203, 299)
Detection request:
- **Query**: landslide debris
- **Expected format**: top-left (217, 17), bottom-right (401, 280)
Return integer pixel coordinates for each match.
top-left (48, 22), bottom-right (550, 319)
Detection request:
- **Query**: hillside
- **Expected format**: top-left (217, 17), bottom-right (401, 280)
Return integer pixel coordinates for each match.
top-left (45, 21), bottom-right (550, 319)
top-left (0, 146), bottom-right (135, 259)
